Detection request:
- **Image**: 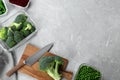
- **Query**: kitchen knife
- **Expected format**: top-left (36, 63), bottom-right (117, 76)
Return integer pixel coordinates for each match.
top-left (6, 43), bottom-right (54, 77)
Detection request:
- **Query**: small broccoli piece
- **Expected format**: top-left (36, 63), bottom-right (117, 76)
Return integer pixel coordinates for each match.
top-left (7, 28), bottom-right (14, 37)
top-left (14, 14), bottom-right (27, 23)
top-left (24, 22), bottom-right (32, 30)
top-left (21, 30), bottom-right (30, 37)
top-left (6, 37), bottom-right (16, 48)
top-left (10, 22), bottom-right (23, 31)
top-left (23, 21), bottom-right (36, 32)
top-left (14, 31), bottom-right (24, 43)
top-left (21, 21), bottom-right (35, 37)
top-left (39, 56), bottom-right (64, 80)
top-left (0, 27), bottom-right (8, 41)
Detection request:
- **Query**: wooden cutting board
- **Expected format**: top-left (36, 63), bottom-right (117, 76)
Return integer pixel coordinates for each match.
top-left (18, 44), bottom-right (69, 80)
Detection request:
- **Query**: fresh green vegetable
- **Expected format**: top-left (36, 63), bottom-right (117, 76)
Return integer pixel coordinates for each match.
top-left (6, 36), bottom-right (16, 48)
top-left (21, 21), bottom-right (35, 37)
top-left (75, 65), bottom-right (101, 80)
top-left (14, 31), bottom-right (24, 43)
top-left (0, 0), bottom-right (6, 15)
top-left (0, 27), bottom-right (8, 41)
top-left (39, 56), bottom-right (64, 80)
top-left (14, 14), bottom-right (27, 23)
top-left (10, 22), bottom-right (23, 31)
top-left (7, 28), bottom-right (14, 36)
top-left (0, 14), bottom-right (36, 48)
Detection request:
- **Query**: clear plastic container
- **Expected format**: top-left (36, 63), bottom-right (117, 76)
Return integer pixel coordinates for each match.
top-left (0, 10), bottom-right (38, 51)
top-left (0, 0), bottom-right (8, 16)
top-left (8, 0), bottom-right (30, 9)
top-left (74, 63), bottom-right (102, 80)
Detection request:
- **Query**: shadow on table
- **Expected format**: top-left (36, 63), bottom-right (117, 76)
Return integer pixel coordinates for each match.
top-left (0, 52), bottom-right (9, 77)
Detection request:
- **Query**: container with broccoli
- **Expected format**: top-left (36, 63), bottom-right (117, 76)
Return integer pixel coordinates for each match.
top-left (0, 13), bottom-right (36, 49)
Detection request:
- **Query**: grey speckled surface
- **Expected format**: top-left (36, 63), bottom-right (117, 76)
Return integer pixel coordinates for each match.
top-left (1, 0), bottom-right (120, 80)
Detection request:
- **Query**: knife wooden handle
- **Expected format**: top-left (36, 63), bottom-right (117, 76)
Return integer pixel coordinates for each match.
top-left (6, 62), bottom-right (25, 77)
top-left (61, 71), bottom-right (73, 80)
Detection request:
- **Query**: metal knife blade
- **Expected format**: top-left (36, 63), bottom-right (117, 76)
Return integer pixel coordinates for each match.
top-left (25, 43), bottom-right (53, 66)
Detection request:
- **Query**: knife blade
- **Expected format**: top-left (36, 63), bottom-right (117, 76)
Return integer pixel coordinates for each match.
top-left (6, 43), bottom-right (54, 77)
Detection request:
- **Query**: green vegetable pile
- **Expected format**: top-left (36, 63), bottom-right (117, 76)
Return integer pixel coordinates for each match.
top-left (39, 56), bottom-right (64, 80)
top-left (0, 14), bottom-right (36, 48)
top-left (75, 65), bottom-right (101, 80)
top-left (0, 0), bottom-right (6, 15)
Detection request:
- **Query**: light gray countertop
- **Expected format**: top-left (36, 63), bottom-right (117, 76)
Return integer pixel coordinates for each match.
top-left (1, 0), bottom-right (120, 80)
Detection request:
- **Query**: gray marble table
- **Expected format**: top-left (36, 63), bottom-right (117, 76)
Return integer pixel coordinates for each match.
top-left (1, 0), bottom-right (120, 80)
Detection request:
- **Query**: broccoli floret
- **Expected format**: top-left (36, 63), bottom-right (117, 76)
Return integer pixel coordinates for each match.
top-left (0, 27), bottom-right (8, 41)
top-left (21, 30), bottom-right (30, 37)
top-left (21, 21), bottom-right (35, 37)
top-left (24, 21), bottom-right (35, 32)
top-left (6, 37), bottom-right (16, 48)
top-left (24, 22), bottom-right (32, 30)
top-left (10, 22), bottom-right (23, 31)
top-left (7, 28), bottom-right (14, 37)
top-left (14, 14), bottom-right (27, 23)
top-left (14, 31), bottom-right (24, 43)
top-left (39, 56), bottom-right (64, 80)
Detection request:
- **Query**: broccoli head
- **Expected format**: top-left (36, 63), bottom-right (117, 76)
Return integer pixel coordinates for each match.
top-left (24, 21), bottom-right (35, 32)
top-left (21, 21), bottom-right (35, 37)
top-left (24, 22), bottom-right (32, 30)
top-left (0, 27), bottom-right (8, 41)
top-left (14, 31), bottom-right (24, 43)
top-left (14, 14), bottom-right (27, 23)
top-left (39, 56), bottom-right (64, 80)
top-left (6, 37), bottom-right (16, 48)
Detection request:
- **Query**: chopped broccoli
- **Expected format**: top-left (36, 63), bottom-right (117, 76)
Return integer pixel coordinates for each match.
top-left (14, 31), bottom-right (24, 43)
top-left (14, 14), bottom-right (27, 23)
top-left (10, 22), bottom-right (23, 31)
top-left (24, 22), bottom-right (32, 30)
top-left (0, 27), bottom-right (8, 41)
top-left (6, 37), bottom-right (16, 48)
top-left (39, 56), bottom-right (64, 80)
top-left (23, 21), bottom-right (35, 32)
top-left (7, 28), bottom-right (14, 36)
top-left (0, 13), bottom-right (36, 48)
top-left (21, 21), bottom-right (35, 37)
top-left (21, 30), bottom-right (30, 37)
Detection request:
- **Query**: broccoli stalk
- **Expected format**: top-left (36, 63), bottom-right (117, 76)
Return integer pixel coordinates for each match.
top-left (21, 21), bottom-right (35, 37)
top-left (39, 56), bottom-right (63, 80)
top-left (47, 60), bottom-right (62, 80)
top-left (25, 23), bottom-right (32, 30)
top-left (10, 22), bottom-right (23, 31)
